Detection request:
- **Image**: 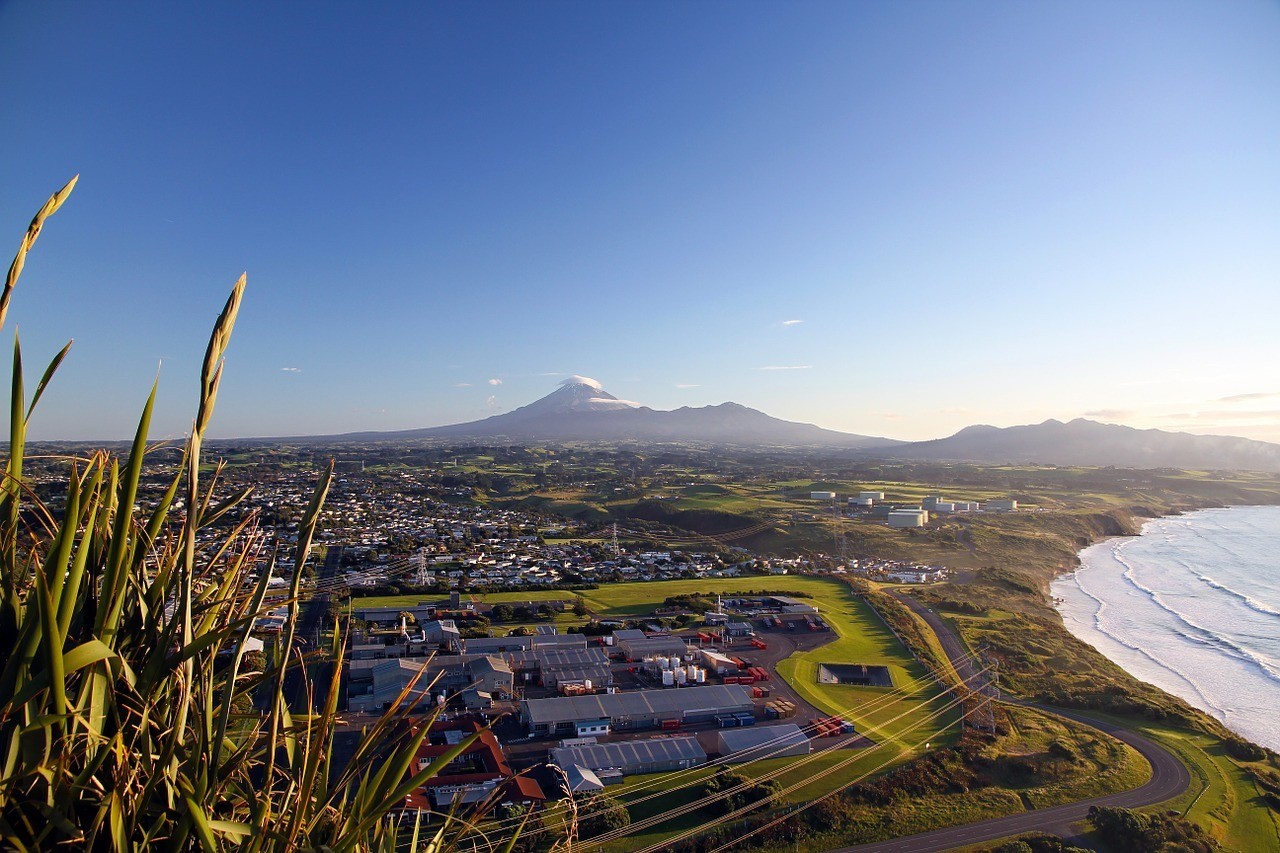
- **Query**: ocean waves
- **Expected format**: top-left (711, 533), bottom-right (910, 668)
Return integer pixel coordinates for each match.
top-left (1053, 506), bottom-right (1280, 751)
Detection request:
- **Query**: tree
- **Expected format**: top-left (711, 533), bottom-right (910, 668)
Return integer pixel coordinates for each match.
top-left (492, 604), bottom-right (515, 622)
top-left (573, 595), bottom-right (588, 616)
top-left (575, 792), bottom-right (631, 840)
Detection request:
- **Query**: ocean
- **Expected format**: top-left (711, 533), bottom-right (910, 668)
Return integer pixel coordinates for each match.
top-left (1052, 505), bottom-right (1280, 751)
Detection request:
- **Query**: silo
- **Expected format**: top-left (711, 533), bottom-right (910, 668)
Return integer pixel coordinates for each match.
top-left (662, 669), bottom-right (675, 687)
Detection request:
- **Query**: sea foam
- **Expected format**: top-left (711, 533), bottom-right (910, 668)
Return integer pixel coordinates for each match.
top-left (1053, 506), bottom-right (1280, 752)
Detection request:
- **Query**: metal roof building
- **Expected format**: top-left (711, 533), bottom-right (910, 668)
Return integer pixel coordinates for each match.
top-left (551, 736), bottom-right (707, 776)
top-left (520, 684), bottom-right (754, 737)
top-left (617, 635), bottom-right (690, 662)
top-left (712, 723), bottom-right (810, 763)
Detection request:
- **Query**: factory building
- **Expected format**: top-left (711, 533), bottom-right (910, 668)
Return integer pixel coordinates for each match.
top-left (810, 491), bottom-right (837, 500)
top-left (987, 499), bottom-right (1018, 512)
top-left (857, 491), bottom-right (885, 502)
top-left (713, 723), bottom-right (811, 763)
top-left (698, 649), bottom-right (738, 674)
top-left (551, 735), bottom-right (707, 776)
top-left (617, 635), bottom-right (689, 662)
top-left (536, 646), bottom-right (613, 688)
top-left (765, 595), bottom-right (818, 615)
top-left (348, 654), bottom-right (513, 713)
top-left (519, 684), bottom-right (754, 737)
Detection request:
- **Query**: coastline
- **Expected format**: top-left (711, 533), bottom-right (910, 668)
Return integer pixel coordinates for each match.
top-left (1051, 505), bottom-right (1280, 752)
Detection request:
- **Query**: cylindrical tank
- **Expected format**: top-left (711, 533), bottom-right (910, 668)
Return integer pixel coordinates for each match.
top-left (659, 657), bottom-right (670, 670)
top-left (676, 669), bottom-right (688, 685)
top-left (695, 668), bottom-right (706, 683)
top-left (669, 656), bottom-right (682, 670)
top-left (686, 664), bottom-right (698, 679)
top-left (662, 670), bottom-right (675, 687)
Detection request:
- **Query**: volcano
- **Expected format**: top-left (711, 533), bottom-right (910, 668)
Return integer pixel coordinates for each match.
top-left (330, 377), bottom-right (899, 448)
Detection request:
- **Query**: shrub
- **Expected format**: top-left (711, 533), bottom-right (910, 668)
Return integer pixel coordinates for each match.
top-left (0, 182), bottom-right (517, 850)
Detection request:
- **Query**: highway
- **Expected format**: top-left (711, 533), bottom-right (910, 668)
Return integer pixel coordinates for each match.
top-left (828, 592), bottom-right (1191, 852)
top-left (283, 544), bottom-right (343, 711)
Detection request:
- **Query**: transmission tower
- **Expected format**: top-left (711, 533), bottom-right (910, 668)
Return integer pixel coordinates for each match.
top-left (611, 523), bottom-right (620, 557)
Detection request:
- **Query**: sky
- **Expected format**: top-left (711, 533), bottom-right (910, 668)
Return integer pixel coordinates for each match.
top-left (1, 1), bottom-right (1278, 443)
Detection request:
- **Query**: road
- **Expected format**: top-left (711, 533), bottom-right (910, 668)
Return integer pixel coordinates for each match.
top-left (283, 544), bottom-right (343, 711)
top-left (828, 593), bottom-right (1190, 852)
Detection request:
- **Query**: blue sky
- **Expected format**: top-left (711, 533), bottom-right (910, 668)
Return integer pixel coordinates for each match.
top-left (2, 1), bottom-right (1278, 442)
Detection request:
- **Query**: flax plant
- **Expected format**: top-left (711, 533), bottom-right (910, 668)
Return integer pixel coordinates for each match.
top-left (0, 181), bottom-right (525, 852)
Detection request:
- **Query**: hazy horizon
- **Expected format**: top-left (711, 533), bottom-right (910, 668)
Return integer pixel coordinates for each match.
top-left (2, 1), bottom-right (1277, 443)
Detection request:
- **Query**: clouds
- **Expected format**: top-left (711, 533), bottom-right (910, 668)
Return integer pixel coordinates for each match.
top-left (675, 383), bottom-right (700, 389)
top-left (486, 395), bottom-right (497, 407)
top-left (1216, 391), bottom-right (1279, 403)
top-left (754, 365), bottom-right (812, 371)
top-left (488, 378), bottom-right (502, 386)
top-left (1083, 409), bottom-right (1133, 419)
top-left (280, 366), bottom-right (301, 373)
top-left (453, 382), bottom-right (472, 388)
top-left (780, 319), bottom-right (803, 327)
top-left (561, 375), bottom-right (603, 389)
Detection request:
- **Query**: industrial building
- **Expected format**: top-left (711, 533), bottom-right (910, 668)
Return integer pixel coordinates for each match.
top-left (617, 635), bottom-right (689, 662)
top-left (348, 654), bottom-right (513, 712)
top-left (987, 499), bottom-right (1018, 512)
top-left (713, 723), bottom-right (810, 763)
top-left (551, 735), bottom-right (707, 776)
top-left (519, 684), bottom-right (754, 737)
top-left (698, 648), bottom-right (738, 674)
top-left (810, 491), bottom-right (837, 500)
top-left (535, 646), bottom-right (613, 688)
top-left (765, 595), bottom-right (818, 615)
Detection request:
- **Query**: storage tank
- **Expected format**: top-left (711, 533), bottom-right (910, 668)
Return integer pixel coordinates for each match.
top-left (659, 657), bottom-right (670, 670)
top-left (695, 668), bottom-right (706, 684)
top-left (662, 669), bottom-right (675, 687)
top-left (675, 669), bottom-right (688, 685)
top-left (669, 656), bottom-right (682, 670)
top-left (686, 664), bottom-right (698, 680)
top-left (583, 679), bottom-right (592, 691)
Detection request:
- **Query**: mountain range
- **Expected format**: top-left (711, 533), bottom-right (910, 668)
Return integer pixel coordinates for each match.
top-left (331, 377), bottom-right (899, 449)
top-left (301, 377), bottom-right (1280, 472)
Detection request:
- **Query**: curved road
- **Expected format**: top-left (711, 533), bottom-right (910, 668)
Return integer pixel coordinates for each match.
top-left (830, 593), bottom-right (1190, 852)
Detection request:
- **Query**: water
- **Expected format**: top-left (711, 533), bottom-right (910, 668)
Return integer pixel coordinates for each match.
top-left (1052, 505), bottom-right (1280, 751)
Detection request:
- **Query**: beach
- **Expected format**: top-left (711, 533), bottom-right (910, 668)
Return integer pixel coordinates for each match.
top-left (1053, 506), bottom-right (1280, 752)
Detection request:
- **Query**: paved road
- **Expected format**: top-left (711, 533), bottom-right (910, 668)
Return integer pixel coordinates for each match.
top-left (828, 593), bottom-right (1191, 852)
top-left (283, 545), bottom-right (343, 710)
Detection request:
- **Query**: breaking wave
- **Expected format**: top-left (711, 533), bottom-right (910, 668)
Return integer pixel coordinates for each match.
top-left (1053, 506), bottom-right (1280, 751)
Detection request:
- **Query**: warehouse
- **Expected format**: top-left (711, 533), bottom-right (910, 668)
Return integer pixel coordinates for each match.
top-left (764, 595), bottom-right (818, 615)
top-left (713, 723), bottom-right (810, 763)
top-left (551, 735), bottom-right (707, 776)
top-left (698, 649), bottom-right (738, 674)
top-left (617, 635), bottom-right (689, 662)
top-left (536, 646), bottom-right (613, 688)
top-left (519, 684), bottom-right (754, 737)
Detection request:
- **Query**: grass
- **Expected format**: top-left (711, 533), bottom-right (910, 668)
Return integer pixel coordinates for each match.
top-left (1128, 722), bottom-right (1280, 851)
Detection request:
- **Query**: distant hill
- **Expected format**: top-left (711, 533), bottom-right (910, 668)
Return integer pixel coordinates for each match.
top-left (889, 418), bottom-right (1280, 472)
top-left (324, 376), bottom-right (900, 449)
